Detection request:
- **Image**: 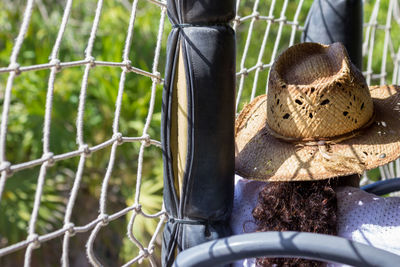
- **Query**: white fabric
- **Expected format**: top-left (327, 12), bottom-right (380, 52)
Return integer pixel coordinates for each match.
top-left (230, 175), bottom-right (400, 266)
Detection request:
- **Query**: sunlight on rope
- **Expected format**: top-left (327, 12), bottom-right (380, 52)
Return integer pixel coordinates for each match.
top-left (0, 0), bottom-right (399, 266)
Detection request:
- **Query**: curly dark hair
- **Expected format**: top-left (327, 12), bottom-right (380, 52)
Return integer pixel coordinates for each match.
top-left (252, 179), bottom-right (338, 267)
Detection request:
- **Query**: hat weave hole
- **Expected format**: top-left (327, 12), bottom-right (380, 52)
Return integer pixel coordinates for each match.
top-left (358, 147), bottom-right (384, 163)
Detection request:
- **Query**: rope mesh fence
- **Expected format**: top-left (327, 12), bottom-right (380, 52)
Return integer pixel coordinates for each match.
top-left (0, 0), bottom-right (168, 266)
top-left (0, 0), bottom-right (399, 266)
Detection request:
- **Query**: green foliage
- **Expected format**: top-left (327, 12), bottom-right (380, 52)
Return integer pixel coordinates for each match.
top-left (0, 0), bottom-right (168, 265)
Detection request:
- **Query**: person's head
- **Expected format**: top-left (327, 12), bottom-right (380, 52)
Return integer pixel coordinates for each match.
top-left (234, 42), bottom-right (400, 266)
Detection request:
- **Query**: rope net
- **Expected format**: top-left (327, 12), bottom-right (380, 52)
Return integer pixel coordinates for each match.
top-left (0, 0), bottom-right (399, 266)
top-left (0, 0), bottom-right (168, 266)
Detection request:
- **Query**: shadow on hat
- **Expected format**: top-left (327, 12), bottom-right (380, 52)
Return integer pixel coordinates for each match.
top-left (235, 42), bottom-right (400, 181)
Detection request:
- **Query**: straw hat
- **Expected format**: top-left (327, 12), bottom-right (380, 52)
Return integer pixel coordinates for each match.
top-left (235, 42), bottom-right (400, 181)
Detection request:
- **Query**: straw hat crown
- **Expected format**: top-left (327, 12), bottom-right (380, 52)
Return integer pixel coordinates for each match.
top-left (267, 42), bottom-right (374, 139)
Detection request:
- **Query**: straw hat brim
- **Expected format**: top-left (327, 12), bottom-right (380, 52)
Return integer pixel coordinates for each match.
top-left (235, 85), bottom-right (400, 181)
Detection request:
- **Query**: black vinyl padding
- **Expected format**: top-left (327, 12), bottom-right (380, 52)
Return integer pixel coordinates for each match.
top-left (161, 1), bottom-right (236, 266)
top-left (302, 0), bottom-right (364, 69)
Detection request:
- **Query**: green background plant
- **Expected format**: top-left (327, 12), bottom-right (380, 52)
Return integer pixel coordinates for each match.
top-left (0, 0), bottom-right (169, 265)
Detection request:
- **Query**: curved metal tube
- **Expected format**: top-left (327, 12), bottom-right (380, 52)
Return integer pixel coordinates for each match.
top-left (361, 178), bottom-right (400, 196)
top-left (173, 231), bottom-right (400, 267)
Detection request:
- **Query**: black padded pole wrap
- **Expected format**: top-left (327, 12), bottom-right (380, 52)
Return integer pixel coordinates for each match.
top-left (161, 1), bottom-right (236, 266)
top-left (301, 0), bottom-right (363, 69)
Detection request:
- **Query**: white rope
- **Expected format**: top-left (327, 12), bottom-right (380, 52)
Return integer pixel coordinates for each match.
top-left (61, 155), bottom-right (85, 266)
top-left (25, 64), bottom-right (59, 267)
top-left (289, 0), bottom-right (305, 47)
top-left (86, 0), bottom-right (134, 264)
top-left (0, 205), bottom-right (165, 257)
top-left (125, 6), bottom-right (167, 265)
top-left (25, 0), bottom-right (75, 263)
top-left (0, 0), bottom-right (35, 201)
top-left (396, 158), bottom-right (400, 178)
top-left (365, 0), bottom-right (381, 85)
top-left (0, 60), bottom-right (164, 80)
top-left (0, 0), bottom-right (167, 265)
top-left (232, 0), bottom-right (241, 31)
top-left (269, 0), bottom-right (289, 65)
top-left (63, 0), bottom-right (105, 262)
top-left (380, 0), bottom-right (394, 85)
top-left (250, 0), bottom-right (276, 101)
top-left (136, 5), bottom-right (166, 206)
top-left (236, 0), bottom-right (260, 111)
top-left (235, 0), bottom-right (306, 110)
top-left (24, 163), bottom-right (49, 267)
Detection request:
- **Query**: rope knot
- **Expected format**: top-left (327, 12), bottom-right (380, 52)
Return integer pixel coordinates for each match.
top-left (253, 11), bottom-right (260, 20)
top-left (50, 59), bottom-right (62, 72)
top-left (114, 132), bottom-right (123, 145)
top-left (241, 68), bottom-right (249, 76)
top-left (86, 56), bottom-right (96, 68)
top-left (99, 214), bottom-right (109, 226)
top-left (9, 63), bottom-right (21, 75)
top-left (148, 245), bottom-right (155, 254)
top-left (141, 248), bottom-right (150, 258)
top-left (43, 152), bottom-right (55, 166)
top-left (153, 71), bottom-right (162, 84)
top-left (1, 161), bottom-right (12, 176)
top-left (80, 144), bottom-right (92, 157)
top-left (142, 134), bottom-right (151, 147)
top-left (65, 223), bottom-right (76, 236)
top-left (28, 234), bottom-right (41, 249)
top-left (233, 15), bottom-right (241, 25)
top-left (123, 60), bottom-right (132, 71)
top-left (133, 204), bottom-right (142, 213)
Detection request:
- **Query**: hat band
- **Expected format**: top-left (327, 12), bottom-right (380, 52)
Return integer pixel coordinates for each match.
top-left (267, 111), bottom-right (376, 146)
